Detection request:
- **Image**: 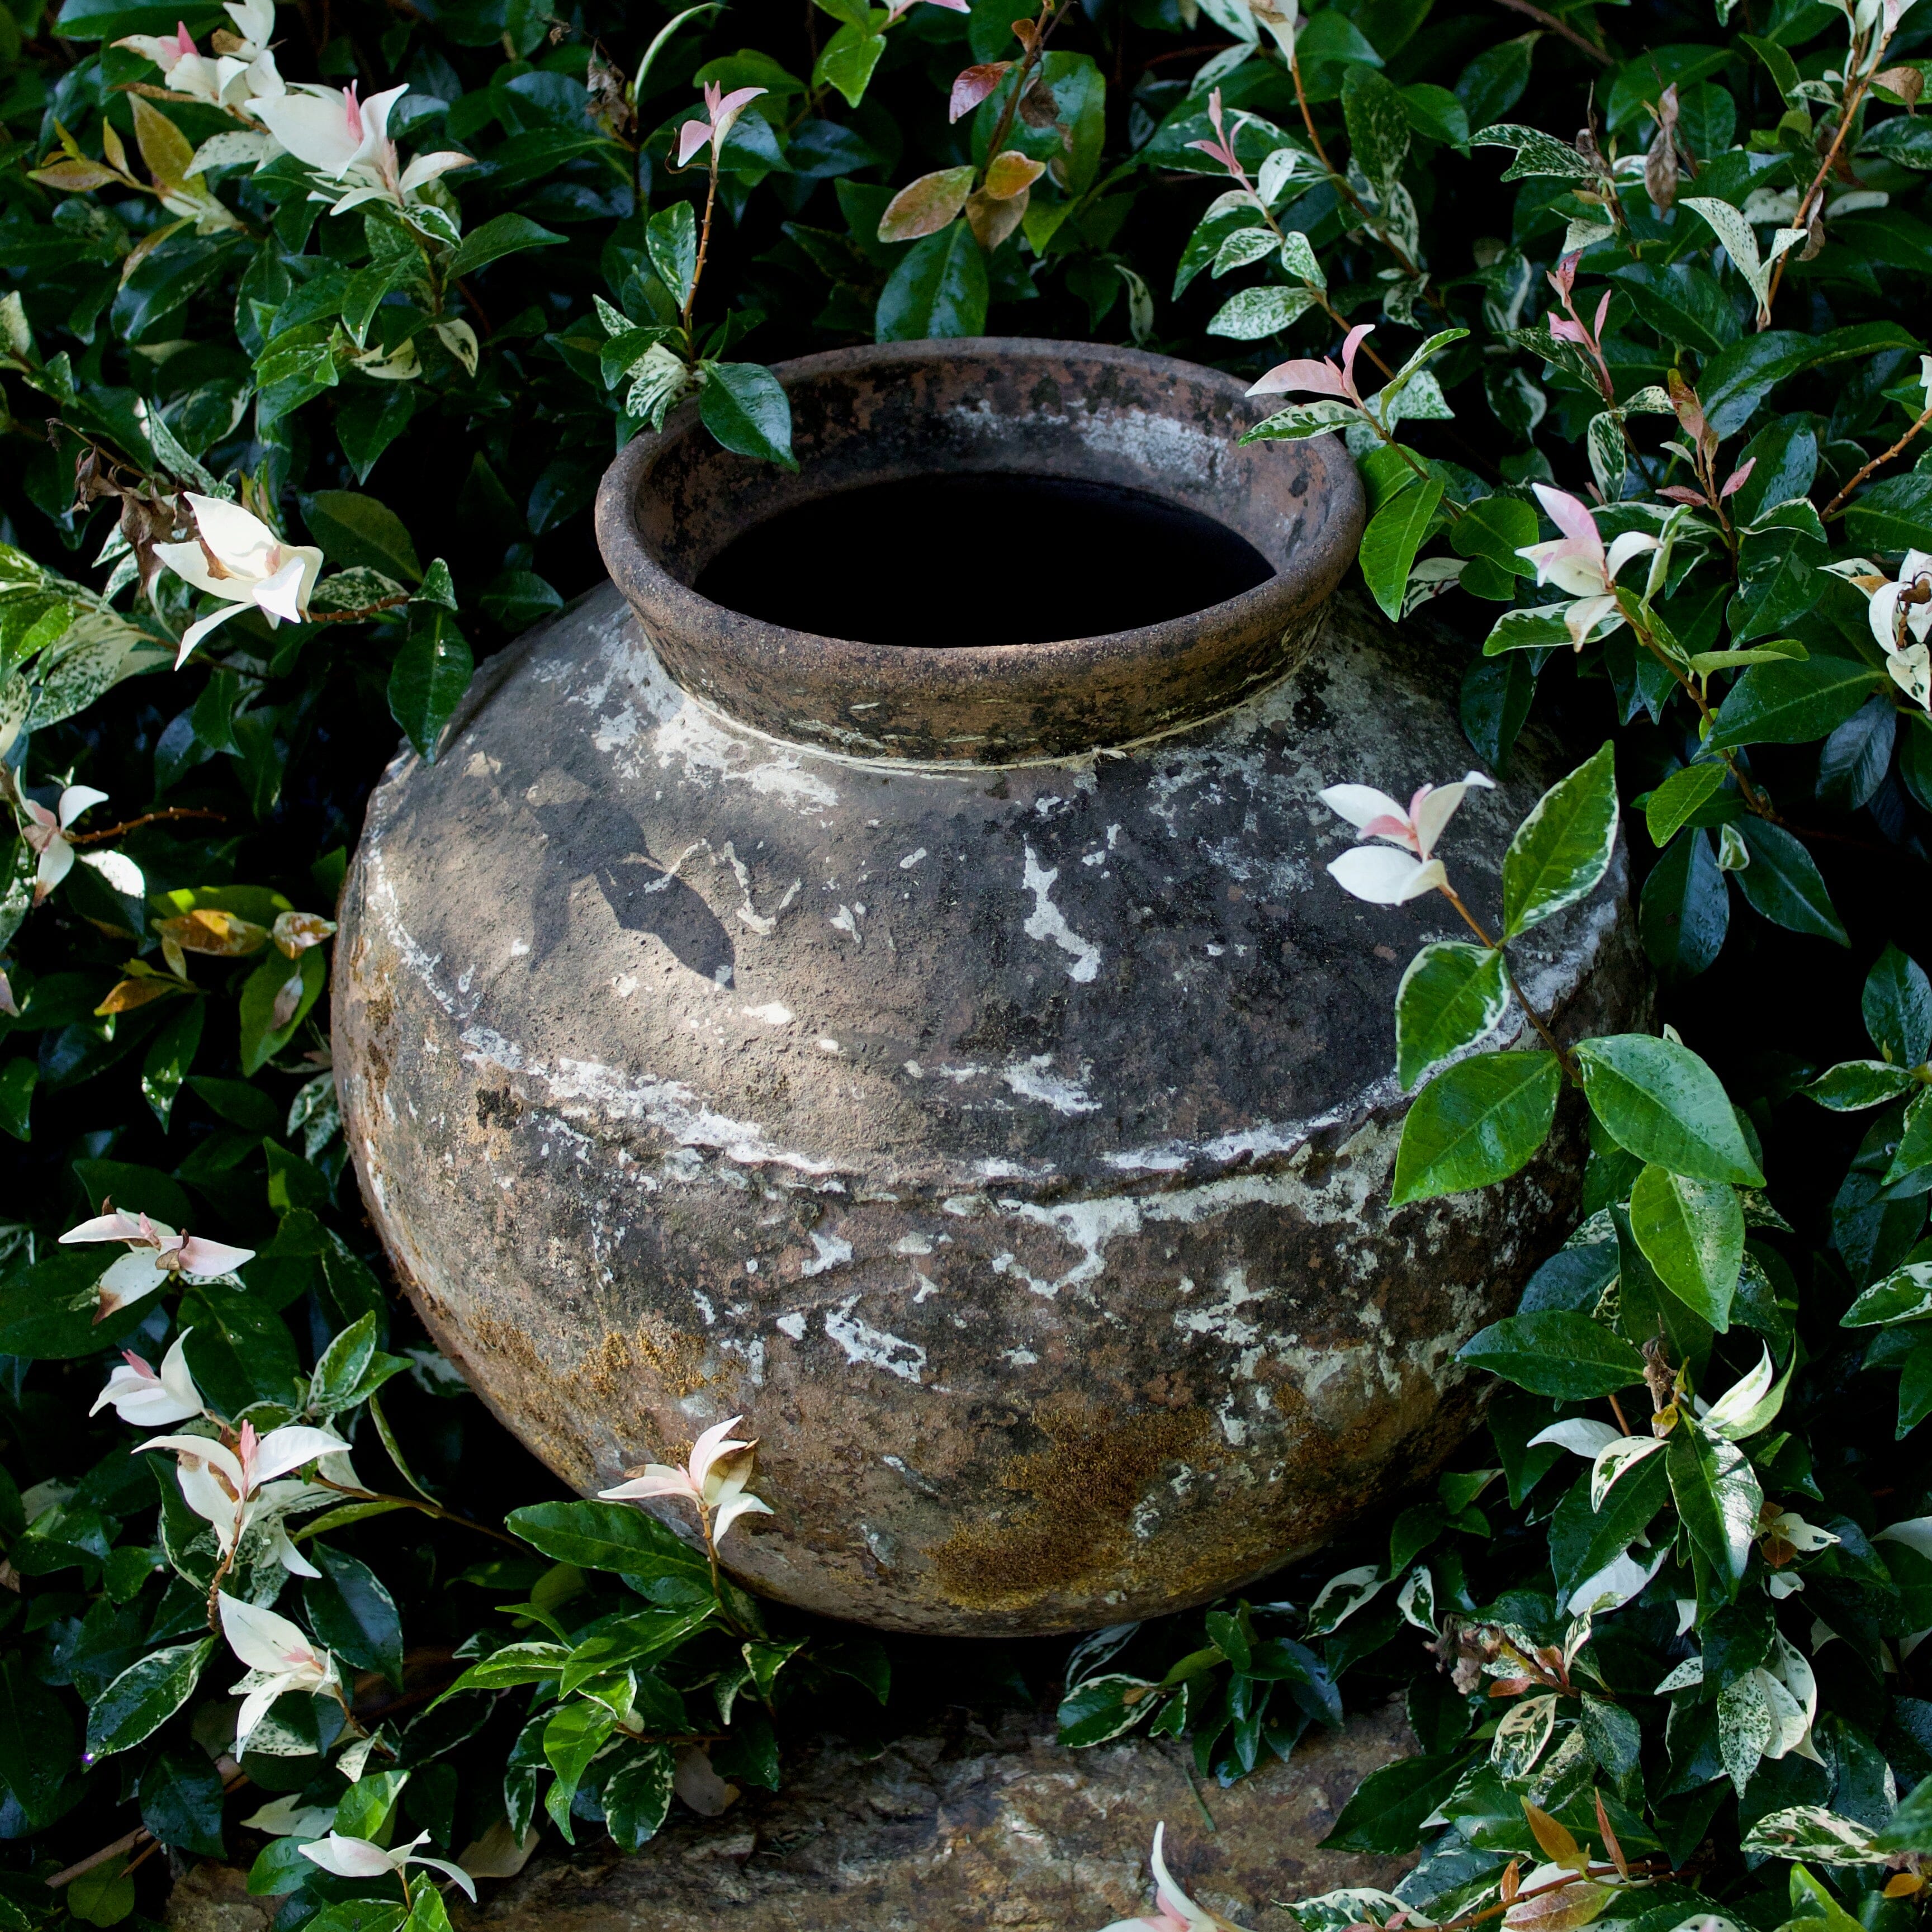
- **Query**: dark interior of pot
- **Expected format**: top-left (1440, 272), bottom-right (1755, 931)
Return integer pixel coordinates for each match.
top-left (689, 473), bottom-right (1277, 648)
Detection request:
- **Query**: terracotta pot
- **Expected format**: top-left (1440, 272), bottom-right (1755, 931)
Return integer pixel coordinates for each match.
top-left (333, 339), bottom-right (1647, 1636)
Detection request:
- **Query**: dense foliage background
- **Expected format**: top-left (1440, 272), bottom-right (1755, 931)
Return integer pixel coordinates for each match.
top-left (6, 0), bottom-right (1932, 1924)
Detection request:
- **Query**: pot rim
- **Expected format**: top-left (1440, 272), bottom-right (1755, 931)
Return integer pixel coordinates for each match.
top-left (593, 337), bottom-right (1363, 764)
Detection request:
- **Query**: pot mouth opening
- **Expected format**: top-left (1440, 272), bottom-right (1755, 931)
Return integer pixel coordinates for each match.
top-left (688, 471), bottom-right (1277, 651)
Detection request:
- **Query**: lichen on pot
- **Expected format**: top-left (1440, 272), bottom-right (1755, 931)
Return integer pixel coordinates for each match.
top-left (333, 340), bottom-right (1649, 1637)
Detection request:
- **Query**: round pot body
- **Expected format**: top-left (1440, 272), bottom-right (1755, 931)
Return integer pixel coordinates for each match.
top-left (334, 341), bottom-right (1647, 1637)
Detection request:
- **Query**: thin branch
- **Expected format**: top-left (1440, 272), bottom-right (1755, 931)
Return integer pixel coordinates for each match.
top-left (68, 806), bottom-right (226, 845)
top-left (1437, 883), bottom-right (1580, 1082)
top-left (307, 1472), bottom-right (528, 1549)
top-left (1486, 0), bottom-right (1613, 64)
top-left (1822, 400), bottom-right (1932, 519)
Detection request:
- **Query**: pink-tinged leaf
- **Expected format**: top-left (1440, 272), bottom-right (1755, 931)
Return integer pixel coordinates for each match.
top-left (1658, 485), bottom-right (1708, 506)
top-left (921, 0), bottom-right (972, 11)
top-left (877, 164), bottom-right (976, 242)
top-left (1183, 136), bottom-right (1239, 173)
top-left (1339, 323), bottom-right (1375, 395)
top-left (1547, 250), bottom-right (1579, 300)
top-left (1247, 357), bottom-right (1347, 397)
top-left (1548, 316), bottom-right (1589, 345)
top-left (1503, 1882), bottom-right (1612, 1932)
top-left (1720, 456), bottom-right (1756, 500)
top-left (1528, 481), bottom-right (1602, 552)
top-left (675, 117), bottom-right (712, 167)
top-left (982, 150), bottom-right (1044, 198)
top-left (949, 61), bottom-right (1010, 121)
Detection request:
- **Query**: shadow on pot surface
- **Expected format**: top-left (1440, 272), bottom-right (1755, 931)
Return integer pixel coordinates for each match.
top-left (334, 340), bottom-right (1649, 1637)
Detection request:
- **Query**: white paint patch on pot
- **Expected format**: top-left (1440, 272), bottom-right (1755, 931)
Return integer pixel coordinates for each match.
top-left (774, 1312), bottom-right (807, 1339)
top-left (800, 1231), bottom-right (854, 1277)
top-left (1020, 844), bottom-right (1100, 983)
top-left (825, 1296), bottom-right (926, 1384)
top-left (741, 1003), bottom-right (793, 1025)
top-left (1001, 1057), bottom-right (1101, 1115)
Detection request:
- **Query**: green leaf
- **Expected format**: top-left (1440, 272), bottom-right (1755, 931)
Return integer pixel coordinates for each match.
top-left (447, 214), bottom-right (567, 281)
top-left (1502, 742), bottom-right (1619, 939)
top-left (236, 944), bottom-right (325, 1077)
top-left (1889, 1089), bottom-right (1932, 1185)
top-left (387, 610), bottom-right (474, 764)
top-left (0, 1656), bottom-right (78, 1829)
top-left (303, 490), bottom-right (422, 584)
top-left (875, 221), bottom-right (988, 341)
top-left (604, 1740), bottom-right (678, 1849)
top-left (1865, 944), bottom-right (1932, 1066)
top-left (85, 1638), bottom-right (215, 1758)
top-left (1549, 1451), bottom-right (1670, 1593)
top-left (1845, 472), bottom-right (1932, 555)
top-left (1841, 1260), bottom-right (1932, 1327)
top-left (505, 1499), bottom-right (712, 1585)
top-left (141, 998), bottom-right (203, 1128)
top-left (543, 1699), bottom-right (616, 1838)
top-left (1458, 1310), bottom-right (1647, 1398)
top-left (139, 1748), bottom-right (225, 1856)
top-left (1707, 659), bottom-right (1884, 751)
top-left (1342, 64), bottom-right (1410, 189)
top-left (1877, 1773), bottom-right (1932, 1852)
top-left (1628, 1163), bottom-right (1745, 1330)
top-left (1574, 1034), bottom-right (1764, 1185)
top-left (645, 201), bottom-right (698, 309)
top-left (1360, 477), bottom-right (1444, 621)
top-left (1645, 763), bottom-right (1729, 846)
top-left (1321, 1751), bottom-right (1474, 1853)
top-left (1470, 122), bottom-right (1590, 181)
top-left (1450, 494), bottom-right (1538, 595)
top-left (1734, 822), bottom-right (1849, 947)
top-left (0, 1059), bottom-right (33, 1143)
top-left (304, 1545), bottom-right (405, 1689)
top-left (1807, 1060), bottom-right (1919, 1111)
top-left (1395, 943), bottom-right (1510, 1090)
top-left (1665, 1422), bottom-right (1762, 1603)
top-left (1058, 1673), bottom-right (1160, 1747)
top-left (698, 362), bottom-right (798, 471)
top-left (1390, 1051), bottom-right (1560, 1206)
top-left (813, 20), bottom-right (887, 107)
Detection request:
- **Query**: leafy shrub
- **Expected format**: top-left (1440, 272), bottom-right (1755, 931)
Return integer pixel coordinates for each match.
top-left (5, 0), bottom-right (1932, 1923)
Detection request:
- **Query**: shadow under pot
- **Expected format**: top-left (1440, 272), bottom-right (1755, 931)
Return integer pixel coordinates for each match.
top-left (332, 339), bottom-right (1647, 1637)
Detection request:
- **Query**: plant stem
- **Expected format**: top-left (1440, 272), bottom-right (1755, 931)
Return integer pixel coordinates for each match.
top-left (1760, 27), bottom-right (1893, 326)
top-left (1822, 400), bottom-right (1932, 519)
top-left (68, 806), bottom-right (226, 845)
top-left (1437, 883), bottom-right (1580, 1081)
top-left (1485, 0), bottom-right (1613, 64)
top-left (308, 1472), bottom-right (527, 1547)
top-left (982, 0), bottom-right (1064, 178)
top-left (683, 149), bottom-right (721, 343)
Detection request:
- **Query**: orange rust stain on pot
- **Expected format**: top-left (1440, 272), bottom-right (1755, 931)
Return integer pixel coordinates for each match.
top-left (927, 1402), bottom-right (1210, 1612)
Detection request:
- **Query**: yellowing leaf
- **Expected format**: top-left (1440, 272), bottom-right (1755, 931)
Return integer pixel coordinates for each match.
top-left (132, 96), bottom-right (198, 195)
top-left (878, 165), bottom-right (976, 243)
top-left (983, 150), bottom-right (1045, 199)
top-left (1504, 1882), bottom-right (1612, 1932)
top-left (1522, 1799), bottom-right (1587, 1873)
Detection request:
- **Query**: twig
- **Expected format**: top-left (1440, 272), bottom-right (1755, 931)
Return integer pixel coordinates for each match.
top-left (68, 806), bottom-right (225, 845)
top-left (47, 1765), bottom-right (248, 1888)
top-left (1761, 25), bottom-right (1895, 325)
top-left (308, 1472), bottom-right (528, 1549)
top-left (1437, 883), bottom-right (1580, 1082)
top-left (1822, 400), bottom-right (1932, 519)
top-left (1608, 1391), bottom-right (1632, 1436)
top-left (981, 0), bottom-right (1067, 176)
top-left (1486, 0), bottom-right (1613, 64)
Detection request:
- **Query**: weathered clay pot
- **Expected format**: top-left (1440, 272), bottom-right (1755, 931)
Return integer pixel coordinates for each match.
top-left (334, 340), bottom-right (1646, 1637)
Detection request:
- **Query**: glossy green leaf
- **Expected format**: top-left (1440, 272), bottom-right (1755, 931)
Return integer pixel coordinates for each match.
top-left (504, 1499), bottom-right (712, 1584)
top-left (446, 214), bottom-right (567, 280)
top-left (303, 490), bottom-right (423, 584)
top-left (875, 221), bottom-right (988, 341)
top-left (645, 200), bottom-right (699, 309)
top-left (1458, 1310), bottom-right (1647, 1398)
top-left (387, 610), bottom-right (475, 764)
top-left (1865, 944), bottom-right (1932, 1067)
top-left (1502, 741), bottom-right (1618, 938)
top-left (1628, 1163), bottom-right (1745, 1329)
top-left (1389, 1050), bottom-right (1561, 1205)
top-left (698, 361), bottom-right (798, 470)
top-left (1733, 822), bottom-right (1849, 947)
top-left (1394, 942), bottom-right (1510, 1090)
top-left (1359, 477), bottom-right (1443, 621)
top-left (1574, 1034), bottom-right (1764, 1185)
top-left (84, 1638), bottom-right (215, 1758)
top-left (1665, 1421), bottom-right (1762, 1603)
top-left (1707, 659), bottom-right (1885, 751)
